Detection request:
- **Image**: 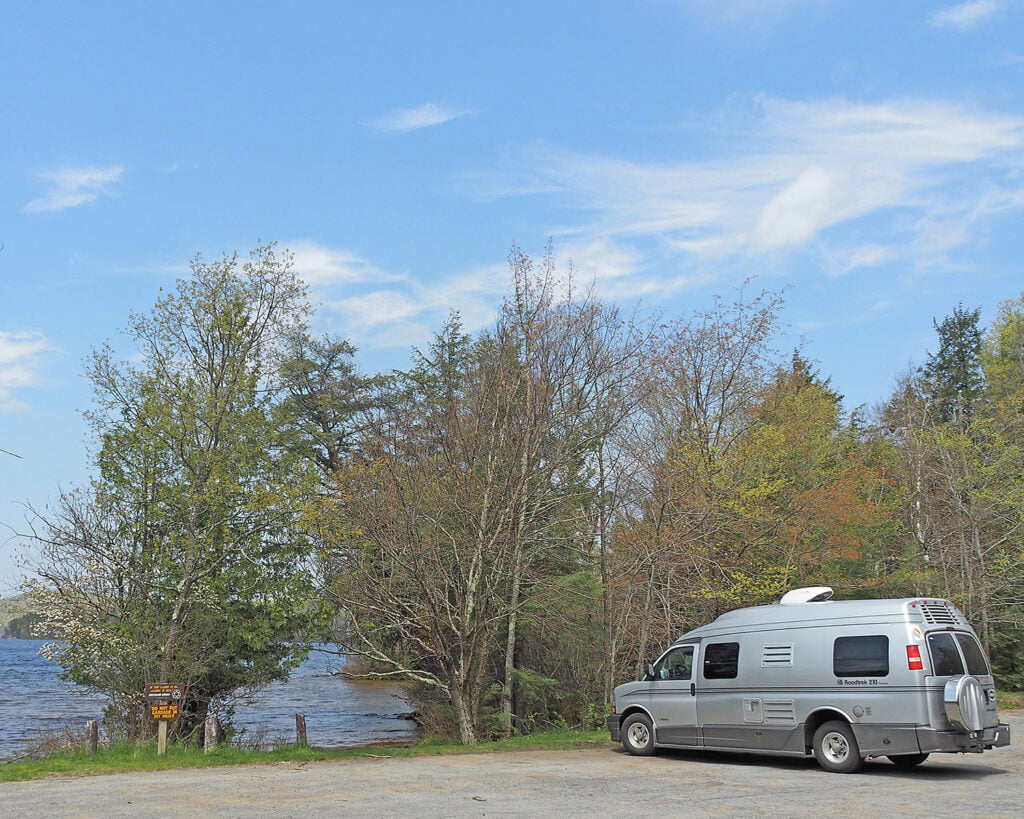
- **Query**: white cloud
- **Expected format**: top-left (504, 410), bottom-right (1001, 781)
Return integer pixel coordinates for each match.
top-left (930, 0), bottom-right (1003, 29)
top-left (334, 290), bottom-right (423, 329)
top-left (559, 238), bottom-right (644, 283)
top-left (307, 97), bottom-right (1024, 353)
top-left (24, 166), bottom-right (125, 214)
top-left (288, 237), bottom-right (504, 351)
top-left (755, 166), bottom-right (838, 249)
top-left (324, 263), bottom-right (507, 349)
top-left (821, 243), bottom-right (895, 278)
top-left (554, 237), bottom-right (714, 301)
top-left (0, 331), bottom-right (57, 412)
top-left (467, 96), bottom-right (1024, 277)
top-left (366, 103), bottom-right (470, 133)
top-left (288, 240), bottom-right (400, 287)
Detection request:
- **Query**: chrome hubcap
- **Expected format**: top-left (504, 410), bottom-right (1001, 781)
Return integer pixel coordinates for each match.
top-left (822, 731), bottom-right (850, 763)
top-left (628, 723), bottom-right (650, 748)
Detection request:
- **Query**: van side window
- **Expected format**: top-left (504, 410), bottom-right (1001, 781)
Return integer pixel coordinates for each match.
top-left (703, 642), bottom-right (739, 679)
top-left (653, 645), bottom-right (694, 680)
top-left (927, 632), bottom-right (965, 676)
top-left (833, 635), bottom-right (889, 677)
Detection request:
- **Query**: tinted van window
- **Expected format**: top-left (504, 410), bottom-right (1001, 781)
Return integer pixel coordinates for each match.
top-left (928, 632), bottom-right (965, 676)
top-left (955, 633), bottom-right (991, 676)
top-left (703, 642), bottom-right (739, 679)
top-left (833, 635), bottom-right (889, 677)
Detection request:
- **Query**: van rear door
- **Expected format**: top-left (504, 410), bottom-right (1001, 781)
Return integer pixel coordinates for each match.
top-left (925, 630), bottom-right (999, 729)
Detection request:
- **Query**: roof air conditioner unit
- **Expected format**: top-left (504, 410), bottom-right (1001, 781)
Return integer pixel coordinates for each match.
top-left (779, 586), bottom-right (834, 605)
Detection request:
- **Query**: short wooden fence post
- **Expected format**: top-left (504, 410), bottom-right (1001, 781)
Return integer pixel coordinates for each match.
top-left (295, 712), bottom-right (308, 747)
top-left (85, 720), bottom-right (99, 754)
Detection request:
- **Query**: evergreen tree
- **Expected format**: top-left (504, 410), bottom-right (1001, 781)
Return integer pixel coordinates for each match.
top-left (922, 304), bottom-right (984, 426)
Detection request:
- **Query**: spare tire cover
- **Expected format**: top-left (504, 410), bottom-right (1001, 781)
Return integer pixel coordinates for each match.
top-left (943, 675), bottom-right (986, 732)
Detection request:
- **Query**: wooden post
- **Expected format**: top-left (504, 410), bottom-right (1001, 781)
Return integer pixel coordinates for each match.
top-left (295, 712), bottom-right (308, 747)
top-left (85, 720), bottom-right (99, 754)
top-left (204, 714), bottom-right (220, 752)
top-left (157, 719), bottom-right (168, 756)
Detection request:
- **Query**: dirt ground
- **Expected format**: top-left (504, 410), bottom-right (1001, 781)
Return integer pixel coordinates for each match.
top-left (2, 712), bottom-right (1022, 818)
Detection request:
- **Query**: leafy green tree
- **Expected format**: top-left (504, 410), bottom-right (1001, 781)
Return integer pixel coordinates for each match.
top-left (25, 245), bottom-right (329, 740)
top-left (983, 292), bottom-right (1024, 405)
top-left (879, 296), bottom-right (1024, 682)
top-left (977, 292), bottom-right (1024, 682)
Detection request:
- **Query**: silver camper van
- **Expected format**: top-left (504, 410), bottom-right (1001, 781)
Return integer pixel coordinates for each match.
top-left (607, 587), bottom-right (1011, 772)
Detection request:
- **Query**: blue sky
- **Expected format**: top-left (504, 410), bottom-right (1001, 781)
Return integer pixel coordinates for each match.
top-left (2, 0), bottom-right (1023, 587)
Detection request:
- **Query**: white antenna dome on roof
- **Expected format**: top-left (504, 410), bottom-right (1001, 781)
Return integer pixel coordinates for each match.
top-left (779, 586), bottom-right (834, 605)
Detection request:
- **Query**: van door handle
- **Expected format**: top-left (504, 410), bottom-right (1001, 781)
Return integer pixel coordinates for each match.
top-left (691, 683), bottom-right (696, 697)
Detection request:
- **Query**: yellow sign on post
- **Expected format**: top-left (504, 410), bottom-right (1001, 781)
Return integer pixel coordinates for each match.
top-left (149, 702), bottom-right (180, 720)
top-left (146, 682), bottom-right (183, 756)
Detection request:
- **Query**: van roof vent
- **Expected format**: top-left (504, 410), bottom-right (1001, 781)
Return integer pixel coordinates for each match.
top-left (779, 586), bottom-right (834, 605)
top-left (919, 602), bottom-right (960, 625)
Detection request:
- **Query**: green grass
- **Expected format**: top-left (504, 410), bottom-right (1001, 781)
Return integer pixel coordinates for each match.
top-left (0, 729), bottom-right (612, 783)
top-left (7, 696), bottom-right (1021, 783)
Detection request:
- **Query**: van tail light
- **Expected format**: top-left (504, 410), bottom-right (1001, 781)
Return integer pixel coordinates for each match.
top-left (907, 645), bottom-right (924, 671)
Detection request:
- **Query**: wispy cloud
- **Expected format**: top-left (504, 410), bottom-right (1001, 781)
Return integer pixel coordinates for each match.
top-left (24, 165), bottom-right (125, 214)
top-left (930, 0), bottom-right (1003, 29)
top-left (366, 103), bottom-right (470, 133)
top-left (819, 243), bottom-right (895, 278)
top-left (0, 331), bottom-right (57, 412)
top-left (465, 96), bottom-right (1024, 284)
top-left (324, 263), bottom-right (507, 350)
top-left (288, 240), bottom-right (401, 287)
top-left (303, 97), bottom-right (1024, 352)
top-left (287, 239), bottom-right (502, 350)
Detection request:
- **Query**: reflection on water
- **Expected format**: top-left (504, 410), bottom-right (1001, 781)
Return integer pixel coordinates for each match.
top-left (0, 640), bottom-right (418, 759)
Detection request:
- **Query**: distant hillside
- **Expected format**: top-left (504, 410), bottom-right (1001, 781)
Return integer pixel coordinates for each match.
top-left (0, 594), bottom-right (42, 639)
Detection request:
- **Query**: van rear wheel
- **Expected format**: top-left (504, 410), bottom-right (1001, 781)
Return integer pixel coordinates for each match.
top-left (813, 721), bottom-right (863, 773)
top-left (888, 753), bottom-right (929, 768)
top-left (621, 713), bottom-right (656, 756)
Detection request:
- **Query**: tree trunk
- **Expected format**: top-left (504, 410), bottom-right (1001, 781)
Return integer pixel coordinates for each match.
top-left (450, 677), bottom-right (478, 744)
top-left (498, 566), bottom-right (522, 738)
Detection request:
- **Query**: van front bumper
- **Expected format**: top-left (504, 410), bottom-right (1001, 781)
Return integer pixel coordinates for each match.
top-left (607, 714), bottom-right (621, 742)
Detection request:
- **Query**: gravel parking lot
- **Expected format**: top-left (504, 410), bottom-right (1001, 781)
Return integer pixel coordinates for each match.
top-left (2, 711), bottom-right (1021, 818)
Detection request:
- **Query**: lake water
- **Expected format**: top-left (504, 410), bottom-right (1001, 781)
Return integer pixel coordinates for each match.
top-left (0, 639), bottom-right (418, 759)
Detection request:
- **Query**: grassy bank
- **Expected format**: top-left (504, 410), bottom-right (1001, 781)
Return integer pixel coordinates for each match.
top-left (0, 729), bottom-right (612, 783)
top-left (5, 694), bottom-right (1022, 783)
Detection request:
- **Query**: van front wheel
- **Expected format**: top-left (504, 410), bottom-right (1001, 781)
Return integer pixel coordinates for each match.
top-left (621, 713), bottom-right (656, 756)
top-left (813, 721), bottom-right (863, 773)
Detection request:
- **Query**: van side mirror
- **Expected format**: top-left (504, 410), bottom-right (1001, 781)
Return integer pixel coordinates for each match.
top-left (644, 662), bottom-right (656, 681)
